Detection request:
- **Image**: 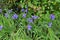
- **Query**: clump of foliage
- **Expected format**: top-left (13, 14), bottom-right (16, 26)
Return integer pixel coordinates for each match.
top-left (0, 0), bottom-right (60, 40)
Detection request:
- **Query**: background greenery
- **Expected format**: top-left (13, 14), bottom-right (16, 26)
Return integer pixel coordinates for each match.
top-left (0, 0), bottom-right (60, 40)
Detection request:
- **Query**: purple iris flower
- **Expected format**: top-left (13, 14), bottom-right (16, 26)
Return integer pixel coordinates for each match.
top-left (50, 14), bottom-right (55, 20)
top-left (21, 8), bottom-right (24, 12)
top-left (5, 13), bottom-right (9, 18)
top-left (22, 13), bottom-right (26, 18)
top-left (27, 18), bottom-right (33, 23)
top-left (0, 25), bottom-right (3, 30)
top-left (25, 8), bottom-right (28, 13)
top-left (32, 15), bottom-right (38, 19)
top-left (12, 14), bottom-right (18, 19)
top-left (8, 9), bottom-right (13, 13)
top-left (0, 9), bottom-right (2, 13)
top-left (48, 22), bottom-right (52, 27)
top-left (27, 24), bottom-right (32, 30)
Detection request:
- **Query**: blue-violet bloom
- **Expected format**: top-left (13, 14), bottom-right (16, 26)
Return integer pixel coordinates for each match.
top-left (50, 14), bottom-right (55, 20)
top-left (0, 9), bottom-right (2, 13)
top-left (22, 13), bottom-right (26, 18)
top-left (0, 25), bottom-right (3, 30)
top-left (12, 14), bottom-right (18, 19)
top-left (5, 13), bottom-right (9, 18)
top-left (27, 18), bottom-right (33, 23)
top-left (48, 22), bottom-right (52, 27)
top-left (8, 9), bottom-right (13, 13)
top-left (32, 15), bottom-right (38, 19)
top-left (27, 24), bottom-right (32, 30)
top-left (25, 8), bottom-right (28, 13)
top-left (21, 8), bottom-right (24, 12)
